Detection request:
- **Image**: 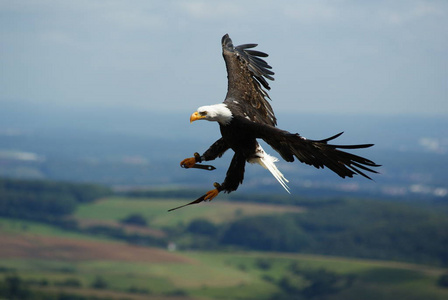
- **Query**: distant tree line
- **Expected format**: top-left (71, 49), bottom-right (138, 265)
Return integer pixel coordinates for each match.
top-left (122, 188), bottom-right (344, 208)
top-left (184, 199), bottom-right (448, 267)
top-left (0, 178), bottom-right (111, 223)
top-left (80, 224), bottom-right (165, 247)
top-left (0, 273), bottom-right (152, 300)
top-left (109, 190), bottom-right (448, 268)
top-left (0, 178), bottom-right (170, 248)
top-left (2, 177), bottom-right (448, 268)
top-left (272, 264), bottom-right (356, 299)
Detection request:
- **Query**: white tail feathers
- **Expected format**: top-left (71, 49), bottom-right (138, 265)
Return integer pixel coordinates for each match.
top-left (248, 144), bottom-right (290, 193)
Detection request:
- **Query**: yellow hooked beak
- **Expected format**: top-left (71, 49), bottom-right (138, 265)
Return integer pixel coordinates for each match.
top-left (190, 111), bottom-right (206, 123)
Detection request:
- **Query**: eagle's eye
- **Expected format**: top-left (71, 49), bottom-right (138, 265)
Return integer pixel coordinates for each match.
top-left (199, 111), bottom-right (208, 116)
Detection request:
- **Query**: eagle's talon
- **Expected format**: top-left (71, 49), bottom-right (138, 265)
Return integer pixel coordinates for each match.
top-left (180, 157), bottom-right (197, 168)
top-left (204, 188), bottom-right (219, 201)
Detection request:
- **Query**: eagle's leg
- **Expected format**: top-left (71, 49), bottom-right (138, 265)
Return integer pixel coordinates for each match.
top-left (204, 182), bottom-right (222, 201)
top-left (180, 152), bottom-right (202, 168)
top-left (182, 138), bottom-right (229, 168)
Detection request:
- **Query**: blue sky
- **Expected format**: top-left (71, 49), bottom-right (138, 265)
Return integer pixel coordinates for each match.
top-left (1, 0), bottom-right (447, 116)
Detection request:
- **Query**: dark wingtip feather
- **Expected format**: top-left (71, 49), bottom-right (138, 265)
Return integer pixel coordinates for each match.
top-left (334, 144), bottom-right (374, 149)
top-left (312, 132), bottom-right (344, 143)
top-left (221, 33), bottom-right (230, 43)
top-left (230, 37), bottom-right (275, 92)
top-left (246, 49), bottom-right (269, 57)
top-left (238, 43), bottom-right (258, 50)
top-left (286, 132), bottom-right (380, 180)
top-left (222, 33), bottom-right (233, 49)
top-left (349, 165), bottom-right (373, 180)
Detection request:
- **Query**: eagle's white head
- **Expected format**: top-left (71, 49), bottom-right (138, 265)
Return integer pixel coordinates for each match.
top-left (190, 104), bottom-right (233, 125)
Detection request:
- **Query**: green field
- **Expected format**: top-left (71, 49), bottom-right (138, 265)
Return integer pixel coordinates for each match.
top-left (74, 196), bottom-right (304, 228)
top-left (0, 217), bottom-right (112, 241)
top-left (2, 194), bottom-right (448, 300)
top-left (1, 249), bottom-right (447, 300)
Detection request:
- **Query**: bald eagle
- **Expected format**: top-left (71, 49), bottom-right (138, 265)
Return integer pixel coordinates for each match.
top-left (172, 34), bottom-right (379, 211)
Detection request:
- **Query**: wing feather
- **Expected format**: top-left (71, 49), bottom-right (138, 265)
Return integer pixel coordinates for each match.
top-left (240, 118), bottom-right (380, 179)
top-left (221, 34), bottom-right (277, 126)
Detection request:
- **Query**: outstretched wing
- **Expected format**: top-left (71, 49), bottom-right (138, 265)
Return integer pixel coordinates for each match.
top-left (267, 130), bottom-right (379, 180)
top-left (221, 34), bottom-right (277, 126)
top-left (240, 117), bottom-right (381, 180)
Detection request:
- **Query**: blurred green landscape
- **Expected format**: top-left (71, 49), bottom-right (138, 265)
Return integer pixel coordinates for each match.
top-left (1, 178), bottom-right (448, 300)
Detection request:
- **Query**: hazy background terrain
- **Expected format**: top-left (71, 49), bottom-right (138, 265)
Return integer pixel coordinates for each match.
top-left (1, 0), bottom-right (447, 196)
top-left (1, 104), bottom-right (447, 200)
top-left (1, 1), bottom-right (447, 299)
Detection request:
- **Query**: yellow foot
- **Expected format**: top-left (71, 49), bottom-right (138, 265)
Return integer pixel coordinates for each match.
top-left (180, 157), bottom-right (196, 168)
top-left (204, 189), bottom-right (220, 201)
